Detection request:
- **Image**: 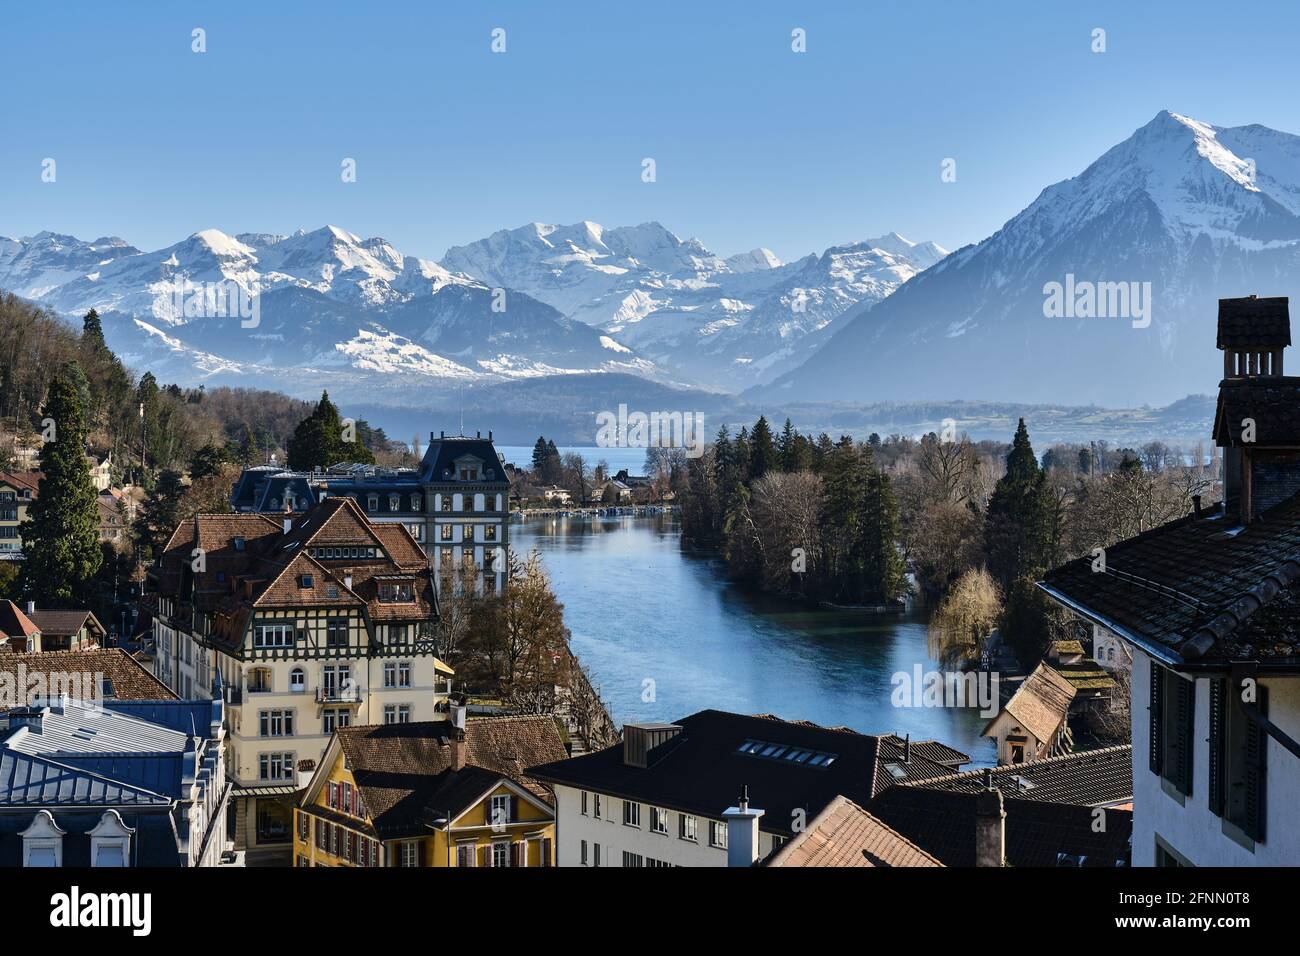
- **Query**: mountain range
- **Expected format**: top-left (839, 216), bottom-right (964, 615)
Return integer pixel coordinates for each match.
top-left (5, 110), bottom-right (1300, 419)
top-left (0, 221), bottom-right (945, 403)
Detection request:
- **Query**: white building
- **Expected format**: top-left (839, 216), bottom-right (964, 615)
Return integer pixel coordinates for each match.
top-left (1040, 294), bottom-right (1300, 866)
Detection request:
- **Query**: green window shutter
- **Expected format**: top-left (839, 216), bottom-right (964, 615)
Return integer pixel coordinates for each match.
top-left (1243, 685), bottom-right (1268, 843)
top-left (1207, 678), bottom-right (1226, 817)
top-left (1148, 663), bottom-right (1163, 775)
top-left (1173, 675), bottom-right (1195, 796)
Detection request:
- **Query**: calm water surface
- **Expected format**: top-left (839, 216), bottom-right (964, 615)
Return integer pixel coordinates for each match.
top-left (514, 513), bottom-right (995, 765)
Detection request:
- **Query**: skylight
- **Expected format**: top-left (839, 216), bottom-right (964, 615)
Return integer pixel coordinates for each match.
top-left (736, 739), bottom-right (837, 768)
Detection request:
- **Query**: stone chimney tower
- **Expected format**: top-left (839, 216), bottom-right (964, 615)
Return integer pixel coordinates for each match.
top-left (974, 768), bottom-right (1006, 867)
top-left (1214, 295), bottom-right (1295, 524)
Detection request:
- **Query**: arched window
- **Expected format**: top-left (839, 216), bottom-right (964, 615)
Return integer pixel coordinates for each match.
top-left (20, 810), bottom-right (65, 867)
top-left (290, 668), bottom-right (306, 693)
top-left (89, 810), bottom-right (134, 867)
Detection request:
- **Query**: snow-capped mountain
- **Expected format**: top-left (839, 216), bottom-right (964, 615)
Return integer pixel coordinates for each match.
top-left (441, 221), bottom-right (947, 390)
top-left (0, 224), bottom-right (654, 395)
top-left (1, 219), bottom-right (944, 396)
top-left (760, 111), bottom-right (1300, 407)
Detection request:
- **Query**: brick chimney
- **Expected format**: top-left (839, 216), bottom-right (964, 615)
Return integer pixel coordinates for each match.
top-left (975, 768), bottom-right (1006, 867)
top-left (449, 729), bottom-right (467, 771)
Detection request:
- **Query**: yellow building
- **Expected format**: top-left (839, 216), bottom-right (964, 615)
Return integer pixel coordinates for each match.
top-left (0, 471), bottom-right (39, 557)
top-left (294, 710), bottom-right (568, 867)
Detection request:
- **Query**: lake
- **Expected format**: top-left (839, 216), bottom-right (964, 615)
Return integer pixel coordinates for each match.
top-left (513, 512), bottom-right (996, 766)
top-left (498, 445), bottom-right (663, 475)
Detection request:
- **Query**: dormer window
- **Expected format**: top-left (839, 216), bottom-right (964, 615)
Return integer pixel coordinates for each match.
top-left (389, 494), bottom-right (400, 511)
top-left (299, 574), bottom-right (314, 588)
top-left (234, 537), bottom-right (246, 551)
top-left (378, 581), bottom-right (414, 603)
top-left (367, 494), bottom-right (378, 512)
top-left (89, 810), bottom-right (134, 867)
top-left (270, 498), bottom-right (280, 510)
top-left (459, 466), bottom-right (478, 481)
top-left (20, 810), bottom-right (65, 867)
top-left (411, 494), bottom-right (422, 511)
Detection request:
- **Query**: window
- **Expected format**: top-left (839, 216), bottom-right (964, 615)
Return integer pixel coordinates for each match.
top-left (581, 839), bottom-right (589, 865)
top-left (440, 524), bottom-right (453, 541)
top-left (709, 820), bottom-right (728, 849)
top-left (459, 466), bottom-right (479, 481)
top-left (400, 841), bottom-right (419, 867)
top-left (389, 494), bottom-right (400, 511)
top-left (259, 752), bottom-right (295, 782)
top-left (21, 810), bottom-right (65, 867)
top-left (397, 662), bottom-right (411, 687)
top-left (248, 667), bottom-right (273, 692)
top-left (651, 806), bottom-right (668, 834)
top-left (646, 857), bottom-right (671, 868)
top-left (1149, 663), bottom-right (1195, 798)
top-left (1208, 677), bottom-right (1267, 843)
top-left (411, 494), bottom-right (422, 511)
top-left (581, 791), bottom-right (589, 815)
top-left (322, 665), bottom-right (352, 700)
top-left (679, 813), bottom-right (697, 842)
top-left (378, 581), bottom-right (413, 603)
top-left (290, 668), bottom-right (305, 693)
top-left (484, 524), bottom-right (497, 541)
top-left (326, 618), bottom-right (349, 648)
top-left (593, 842), bottom-right (601, 867)
top-left (623, 800), bottom-right (641, 828)
top-left (490, 794), bottom-right (511, 828)
top-left (384, 704), bottom-right (411, 724)
top-left (593, 794), bottom-right (602, 819)
top-left (439, 547), bottom-right (453, 567)
top-left (259, 709), bottom-right (295, 737)
top-left (322, 708), bottom-right (350, 734)
top-left (367, 494), bottom-right (378, 511)
top-left (622, 851), bottom-right (643, 868)
top-left (492, 841), bottom-right (509, 868)
top-left (441, 496), bottom-right (452, 513)
top-left (456, 844), bottom-right (475, 867)
top-left (253, 624), bottom-right (294, 649)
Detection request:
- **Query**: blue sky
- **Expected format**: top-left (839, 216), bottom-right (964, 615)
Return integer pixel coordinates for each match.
top-left (3, 0), bottom-right (1299, 262)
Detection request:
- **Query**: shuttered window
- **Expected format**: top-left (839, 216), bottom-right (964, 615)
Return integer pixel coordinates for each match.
top-left (1207, 678), bottom-right (1226, 816)
top-left (1150, 663), bottom-right (1194, 797)
top-left (1215, 679), bottom-right (1269, 844)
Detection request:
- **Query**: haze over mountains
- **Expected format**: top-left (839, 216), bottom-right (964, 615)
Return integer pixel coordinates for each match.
top-left (5, 110), bottom-right (1300, 429)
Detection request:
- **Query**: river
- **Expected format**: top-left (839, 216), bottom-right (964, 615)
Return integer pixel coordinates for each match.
top-left (512, 511), bottom-right (996, 766)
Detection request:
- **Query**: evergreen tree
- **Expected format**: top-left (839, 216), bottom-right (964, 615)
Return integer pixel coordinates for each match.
top-left (861, 469), bottom-right (908, 603)
top-left (19, 374), bottom-right (103, 604)
top-left (818, 437), bottom-right (868, 600)
top-left (984, 419), bottom-right (1050, 593)
top-left (133, 469), bottom-right (186, 560)
top-left (531, 436), bottom-right (550, 473)
top-left (749, 416), bottom-right (777, 481)
top-left (777, 418), bottom-right (797, 472)
top-left (286, 391), bottom-right (375, 471)
top-left (189, 441), bottom-right (229, 482)
top-left (81, 308), bottom-right (108, 356)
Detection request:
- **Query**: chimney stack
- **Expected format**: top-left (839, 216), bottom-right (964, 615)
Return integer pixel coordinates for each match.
top-left (450, 729), bottom-right (467, 771)
top-left (1192, 494), bottom-right (1202, 521)
top-left (343, 572), bottom-right (353, 591)
top-left (975, 772), bottom-right (1005, 867)
top-left (722, 786), bottom-right (764, 867)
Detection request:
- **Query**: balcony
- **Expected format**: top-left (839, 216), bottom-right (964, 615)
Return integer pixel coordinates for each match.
top-left (316, 686), bottom-right (364, 705)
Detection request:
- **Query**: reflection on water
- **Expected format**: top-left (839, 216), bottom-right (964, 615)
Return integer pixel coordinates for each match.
top-left (514, 513), bottom-right (996, 765)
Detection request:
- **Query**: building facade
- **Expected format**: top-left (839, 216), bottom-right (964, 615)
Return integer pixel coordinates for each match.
top-left (147, 496), bottom-right (452, 860)
top-left (231, 433), bottom-right (510, 594)
top-left (293, 710), bottom-right (566, 867)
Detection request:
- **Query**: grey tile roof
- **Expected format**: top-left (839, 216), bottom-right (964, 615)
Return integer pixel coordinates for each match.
top-left (902, 745), bottom-right (1133, 807)
top-left (1217, 295), bottom-right (1291, 349)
